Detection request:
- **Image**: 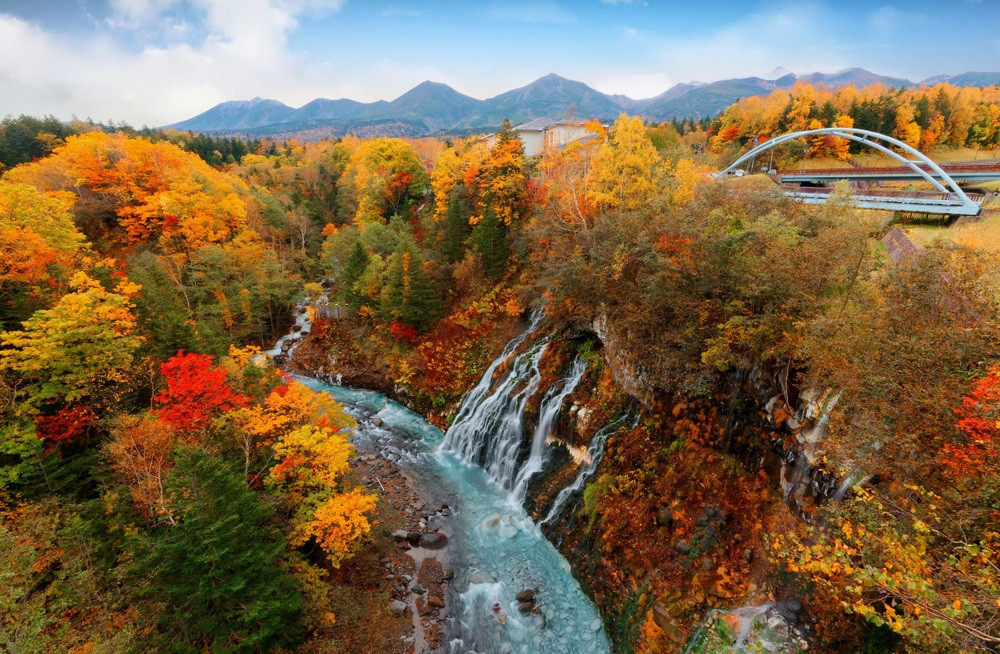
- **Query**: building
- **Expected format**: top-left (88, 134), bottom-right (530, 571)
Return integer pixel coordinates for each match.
top-left (484, 118), bottom-right (595, 156)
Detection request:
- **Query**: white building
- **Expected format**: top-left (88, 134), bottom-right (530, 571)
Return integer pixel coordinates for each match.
top-left (485, 118), bottom-right (595, 156)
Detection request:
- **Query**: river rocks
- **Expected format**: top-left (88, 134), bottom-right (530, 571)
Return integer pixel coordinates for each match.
top-left (418, 531), bottom-right (448, 549)
top-left (405, 531), bottom-right (423, 546)
top-left (428, 596), bottom-right (445, 609)
top-left (591, 618), bottom-right (603, 631)
top-left (391, 529), bottom-right (408, 540)
top-left (389, 599), bottom-right (408, 616)
top-left (410, 582), bottom-right (426, 595)
top-left (371, 416), bottom-right (383, 427)
top-left (516, 589), bottom-right (535, 602)
top-left (518, 601), bottom-right (533, 613)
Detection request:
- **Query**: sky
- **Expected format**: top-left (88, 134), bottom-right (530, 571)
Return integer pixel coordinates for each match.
top-left (1, 0), bottom-right (998, 126)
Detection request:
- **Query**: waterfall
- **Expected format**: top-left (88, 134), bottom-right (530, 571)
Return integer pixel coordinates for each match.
top-left (440, 335), bottom-right (550, 493)
top-left (539, 413), bottom-right (633, 526)
top-left (441, 311), bottom-right (588, 506)
top-left (510, 356), bottom-right (587, 503)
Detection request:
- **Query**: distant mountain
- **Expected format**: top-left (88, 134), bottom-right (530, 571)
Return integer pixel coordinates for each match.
top-left (173, 97), bottom-right (294, 132)
top-left (165, 67), bottom-right (1000, 139)
top-left (797, 67), bottom-right (912, 89)
top-left (452, 73), bottom-right (623, 129)
top-left (922, 71), bottom-right (1000, 87)
top-left (643, 75), bottom-right (796, 120)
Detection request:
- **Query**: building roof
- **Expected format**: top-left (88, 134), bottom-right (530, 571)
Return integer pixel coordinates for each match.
top-left (514, 118), bottom-right (557, 131)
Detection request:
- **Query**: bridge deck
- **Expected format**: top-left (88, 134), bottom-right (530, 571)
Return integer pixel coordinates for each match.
top-left (781, 161), bottom-right (1000, 183)
top-left (784, 187), bottom-right (982, 215)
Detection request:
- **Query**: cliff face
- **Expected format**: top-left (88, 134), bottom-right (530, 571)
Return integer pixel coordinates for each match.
top-left (520, 326), bottom-right (843, 652)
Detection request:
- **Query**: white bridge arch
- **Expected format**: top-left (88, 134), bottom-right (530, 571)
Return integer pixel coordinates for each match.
top-left (716, 127), bottom-right (982, 217)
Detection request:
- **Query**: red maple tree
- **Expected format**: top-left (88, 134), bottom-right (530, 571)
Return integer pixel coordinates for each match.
top-left (154, 350), bottom-right (249, 433)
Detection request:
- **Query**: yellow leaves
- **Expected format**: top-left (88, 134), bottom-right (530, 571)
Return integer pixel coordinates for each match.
top-left (270, 424), bottom-right (353, 491)
top-left (304, 489), bottom-right (377, 567)
top-left (585, 114), bottom-right (662, 212)
top-left (671, 158), bottom-right (711, 206)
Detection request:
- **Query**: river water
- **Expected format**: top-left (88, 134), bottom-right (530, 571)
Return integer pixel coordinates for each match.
top-left (295, 377), bottom-right (612, 654)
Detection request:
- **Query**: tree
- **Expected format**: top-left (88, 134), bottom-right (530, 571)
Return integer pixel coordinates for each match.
top-left (342, 240), bottom-right (371, 310)
top-left (586, 114), bottom-right (662, 212)
top-left (380, 245), bottom-right (438, 329)
top-left (107, 415), bottom-right (178, 521)
top-left (153, 350), bottom-right (249, 434)
top-left (338, 138), bottom-right (427, 226)
top-left (475, 123), bottom-right (527, 226)
top-left (135, 447), bottom-right (303, 651)
top-left (440, 183), bottom-right (473, 264)
top-left (472, 205), bottom-right (509, 281)
top-left (0, 273), bottom-right (143, 410)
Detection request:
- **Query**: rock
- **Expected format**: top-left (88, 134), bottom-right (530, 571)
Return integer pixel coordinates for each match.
top-left (428, 596), bottom-right (445, 608)
top-left (518, 601), bottom-right (533, 613)
top-left (418, 531), bottom-right (448, 549)
top-left (405, 531), bottom-right (422, 546)
top-left (392, 529), bottom-right (408, 540)
top-left (515, 589), bottom-right (535, 603)
top-left (591, 618), bottom-right (603, 631)
top-left (656, 507), bottom-right (673, 528)
top-left (371, 417), bottom-right (383, 427)
top-left (410, 582), bottom-right (426, 595)
top-left (676, 540), bottom-right (691, 554)
top-left (389, 600), bottom-right (407, 616)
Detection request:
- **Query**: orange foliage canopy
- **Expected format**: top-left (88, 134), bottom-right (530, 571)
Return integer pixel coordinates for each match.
top-left (5, 132), bottom-right (248, 252)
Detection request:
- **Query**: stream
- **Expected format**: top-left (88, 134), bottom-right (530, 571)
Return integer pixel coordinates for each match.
top-left (296, 377), bottom-right (612, 653)
top-left (284, 306), bottom-right (613, 653)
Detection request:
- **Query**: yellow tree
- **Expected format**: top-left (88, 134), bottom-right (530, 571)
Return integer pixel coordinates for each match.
top-left (475, 120), bottom-right (528, 226)
top-left (671, 158), bottom-right (712, 206)
top-left (0, 272), bottom-right (142, 410)
top-left (894, 103), bottom-right (922, 149)
top-left (586, 114), bottom-right (663, 212)
top-left (339, 138), bottom-right (427, 227)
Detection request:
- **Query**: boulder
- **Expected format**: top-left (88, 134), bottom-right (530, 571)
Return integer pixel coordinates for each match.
top-left (428, 596), bottom-right (445, 609)
top-left (515, 589), bottom-right (535, 603)
top-left (371, 417), bottom-right (383, 427)
top-left (391, 529), bottom-right (409, 540)
top-left (418, 531), bottom-right (448, 549)
top-left (518, 601), bottom-right (533, 613)
top-left (389, 600), bottom-right (408, 616)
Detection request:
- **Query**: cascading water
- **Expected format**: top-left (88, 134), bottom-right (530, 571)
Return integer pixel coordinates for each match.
top-left (510, 356), bottom-right (587, 504)
top-left (439, 335), bottom-right (551, 494)
top-left (278, 313), bottom-right (613, 652)
top-left (540, 413), bottom-right (634, 527)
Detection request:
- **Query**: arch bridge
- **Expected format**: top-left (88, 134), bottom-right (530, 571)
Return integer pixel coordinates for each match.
top-left (717, 128), bottom-right (991, 217)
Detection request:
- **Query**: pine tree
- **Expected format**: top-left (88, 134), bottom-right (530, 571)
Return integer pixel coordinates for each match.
top-left (342, 240), bottom-right (370, 310)
top-left (441, 184), bottom-right (472, 264)
top-left (135, 447), bottom-right (303, 651)
top-left (472, 205), bottom-right (509, 281)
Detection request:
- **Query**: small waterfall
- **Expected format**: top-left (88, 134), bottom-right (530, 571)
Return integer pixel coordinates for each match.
top-left (441, 311), bottom-right (588, 507)
top-left (540, 413), bottom-right (633, 526)
top-left (510, 356), bottom-right (587, 504)
top-left (440, 336), bottom-right (550, 492)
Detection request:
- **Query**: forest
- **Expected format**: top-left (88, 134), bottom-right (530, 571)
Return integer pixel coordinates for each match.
top-left (1, 79), bottom-right (999, 652)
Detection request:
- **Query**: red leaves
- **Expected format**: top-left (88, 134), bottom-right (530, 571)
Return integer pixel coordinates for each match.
top-left (154, 350), bottom-right (249, 433)
top-left (35, 405), bottom-right (95, 445)
top-left (389, 321), bottom-right (419, 344)
top-left (942, 365), bottom-right (1000, 476)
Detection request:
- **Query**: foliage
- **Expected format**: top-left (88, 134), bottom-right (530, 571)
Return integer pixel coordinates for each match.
top-left (154, 350), bottom-right (249, 433)
top-left (134, 447), bottom-right (304, 651)
top-left (0, 273), bottom-right (143, 410)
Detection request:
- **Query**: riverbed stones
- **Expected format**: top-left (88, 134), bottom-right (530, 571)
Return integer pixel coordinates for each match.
top-left (418, 531), bottom-right (448, 548)
top-left (371, 417), bottom-right (383, 427)
top-left (389, 600), bottom-right (407, 616)
top-left (428, 596), bottom-right (445, 609)
top-left (516, 589), bottom-right (535, 602)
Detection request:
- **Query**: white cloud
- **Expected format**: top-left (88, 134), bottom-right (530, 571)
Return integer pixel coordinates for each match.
top-left (0, 1), bottom-right (348, 126)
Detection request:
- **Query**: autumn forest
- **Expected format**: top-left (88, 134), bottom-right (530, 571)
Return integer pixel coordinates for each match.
top-left (1, 74), bottom-right (1000, 654)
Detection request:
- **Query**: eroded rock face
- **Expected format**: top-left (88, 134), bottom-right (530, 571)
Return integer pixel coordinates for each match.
top-left (591, 313), bottom-right (655, 408)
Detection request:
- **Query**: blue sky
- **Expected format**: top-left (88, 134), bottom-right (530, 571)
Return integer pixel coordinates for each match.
top-left (1, 0), bottom-right (998, 126)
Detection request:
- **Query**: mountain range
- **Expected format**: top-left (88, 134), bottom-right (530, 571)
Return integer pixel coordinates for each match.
top-left (167, 68), bottom-right (1000, 139)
